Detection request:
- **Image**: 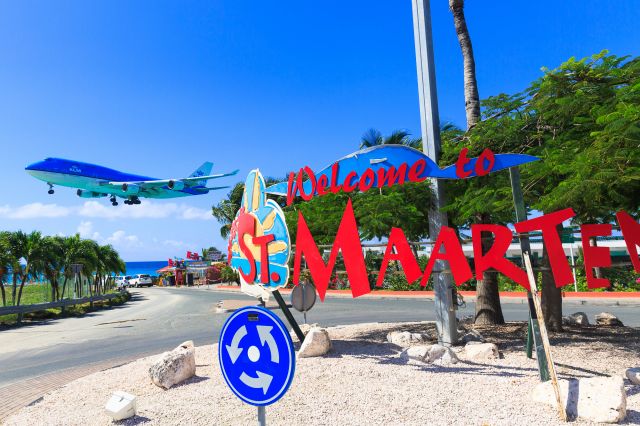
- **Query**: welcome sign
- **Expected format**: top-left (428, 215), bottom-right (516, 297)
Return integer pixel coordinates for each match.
top-left (228, 145), bottom-right (640, 299)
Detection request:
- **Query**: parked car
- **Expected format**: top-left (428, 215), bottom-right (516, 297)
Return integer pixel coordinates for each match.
top-left (129, 274), bottom-right (153, 288)
top-left (115, 275), bottom-right (132, 289)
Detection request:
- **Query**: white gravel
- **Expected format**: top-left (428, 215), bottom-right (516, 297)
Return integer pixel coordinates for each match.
top-left (6, 321), bottom-right (640, 426)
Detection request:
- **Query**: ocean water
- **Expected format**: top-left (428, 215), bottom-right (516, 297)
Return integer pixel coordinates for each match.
top-left (124, 261), bottom-right (167, 277)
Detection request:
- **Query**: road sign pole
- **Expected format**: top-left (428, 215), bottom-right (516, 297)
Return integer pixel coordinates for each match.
top-left (272, 290), bottom-right (305, 343)
top-left (509, 167), bottom-right (549, 381)
top-left (411, 0), bottom-right (457, 345)
top-left (258, 406), bottom-right (266, 426)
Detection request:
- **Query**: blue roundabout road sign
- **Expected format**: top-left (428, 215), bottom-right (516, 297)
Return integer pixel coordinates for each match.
top-left (218, 306), bottom-right (296, 406)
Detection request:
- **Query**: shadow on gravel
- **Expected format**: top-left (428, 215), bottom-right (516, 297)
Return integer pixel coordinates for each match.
top-left (172, 375), bottom-right (209, 388)
top-left (469, 322), bottom-right (640, 357)
top-left (117, 415), bottom-right (152, 425)
top-left (626, 385), bottom-right (640, 397)
top-left (325, 339), bottom-right (400, 359)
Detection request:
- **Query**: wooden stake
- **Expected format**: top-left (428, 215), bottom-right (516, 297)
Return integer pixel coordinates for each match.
top-left (524, 254), bottom-right (567, 422)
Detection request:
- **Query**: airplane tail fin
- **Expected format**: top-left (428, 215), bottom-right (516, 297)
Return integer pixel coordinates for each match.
top-left (189, 162), bottom-right (213, 186)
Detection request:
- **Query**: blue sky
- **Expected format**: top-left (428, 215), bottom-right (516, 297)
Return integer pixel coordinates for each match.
top-left (0, 1), bottom-right (638, 261)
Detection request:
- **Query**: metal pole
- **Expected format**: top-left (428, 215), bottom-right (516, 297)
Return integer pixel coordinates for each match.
top-left (569, 242), bottom-right (577, 291)
top-left (411, 0), bottom-right (457, 345)
top-left (509, 167), bottom-right (549, 381)
top-left (258, 406), bottom-right (266, 426)
top-left (272, 290), bottom-right (305, 343)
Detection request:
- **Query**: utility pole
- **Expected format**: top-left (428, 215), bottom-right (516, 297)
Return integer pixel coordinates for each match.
top-left (411, 0), bottom-right (457, 345)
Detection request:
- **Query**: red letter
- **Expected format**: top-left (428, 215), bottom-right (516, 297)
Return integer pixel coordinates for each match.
top-left (316, 174), bottom-right (329, 196)
top-left (237, 213), bottom-right (257, 283)
top-left (455, 148), bottom-right (472, 178)
top-left (376, 164), bottom-right (408, 187)
top-left (293, 199), bottom-right (369, 300)
top-left (514, 208), bottom-right (575, 287)
top-left (253, 234), bottom-right (275, 284)
top-left (475, 148), bottom-right (496, 176)
top-left (421, 227), bottom-right (472, 286)
top-left (343, 171), bottom-right (358, 192)
top-left (408, 159), bottom-right (427, 182)
top-left (329, 162), bottom-right (342, 194)
top-left (286, 167), bottom-right (317, 206)
top-left (376, 228), bottom-right (422, 287)
top-left (581, 224), bottom-right (612, 289)
top-left (358, 168), bottom-right (375, 192)
top-left (472, 224), bottom-right (528, 290)
top-left (616, 211), bottom-right (640, 273)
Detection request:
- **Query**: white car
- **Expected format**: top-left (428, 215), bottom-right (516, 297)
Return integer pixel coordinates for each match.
top-left (129, 274), bottom-right (153, 288)
top-left (115, 275), bottom-right (132, 289)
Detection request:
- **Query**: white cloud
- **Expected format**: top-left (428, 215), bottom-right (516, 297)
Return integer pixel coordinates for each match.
top-left (0, 203), bottom-right (72, 219)
top-left (180, 206), bottom-right (213, 220)
top-left (106, 230), bottom-right (141, 248)
top-left (76, 221), bottom-right (101, 240)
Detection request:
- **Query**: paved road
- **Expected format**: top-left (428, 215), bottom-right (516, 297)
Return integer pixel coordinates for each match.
top-left (1, 286), bottom-right (639, 389)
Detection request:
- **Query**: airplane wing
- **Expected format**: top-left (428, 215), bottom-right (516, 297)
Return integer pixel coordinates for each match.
top-left (104, 169), bottom-right (239, 191)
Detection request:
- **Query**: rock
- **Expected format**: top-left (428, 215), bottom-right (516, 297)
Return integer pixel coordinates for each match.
top-left (386, 331), bottom-right (430, 347)
top-left (149, 340), bottom-right (196, 389)
top-left (626, 368), bottom-right (640, 385)
top-left (427, 344), bottom-right (459, 365)
top-left (568, 312), bottom-right (590, 326)
top-left (532, 377), bottom-right (627, 423)
top-left (291, 323), bottom-right (317, 341)
top-left (399, 344), bottom-right (458, 365)
top-left (298, 327), bottom-right (332, 358)
top-left (399, 345), bottom-right (430, 362)
top-left (464, 342), bottom-right (499, 361)
top-left (595, 312), bottom-right (624, 326)
top-left (460, 329), bottom-right (485, 344)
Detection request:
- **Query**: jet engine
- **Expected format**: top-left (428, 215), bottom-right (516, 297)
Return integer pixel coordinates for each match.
top-left (167, 180), bottom-right (185, 191)
top-left (77, 189), bottom-right (107, 198)
top-left (121, 183), bottom-right (140, 195)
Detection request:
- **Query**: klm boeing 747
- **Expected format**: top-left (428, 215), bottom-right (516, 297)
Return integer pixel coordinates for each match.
top-left (25, 158), bottom-right (238, 206)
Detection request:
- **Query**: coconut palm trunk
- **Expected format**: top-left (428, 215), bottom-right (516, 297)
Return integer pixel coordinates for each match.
top-left (449, 0), bottom-right (481, 129)
top-left (0, 280), bottom-right (5, 306)
top-left (448, 1), bottom-right (503, 324)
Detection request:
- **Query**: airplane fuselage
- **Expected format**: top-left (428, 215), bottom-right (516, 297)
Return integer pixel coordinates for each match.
top-left (26, 158), bottom-right (207, 199)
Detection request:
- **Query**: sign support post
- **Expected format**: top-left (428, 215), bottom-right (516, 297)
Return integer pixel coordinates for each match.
top-left (509, 167), bottom-right (549, 381)
top-left (411, 0), bottom-right (457, 345)
top-left (272, 290), bottom-right (305, 343)
top-left (258, 406), bottom-right (266, 426)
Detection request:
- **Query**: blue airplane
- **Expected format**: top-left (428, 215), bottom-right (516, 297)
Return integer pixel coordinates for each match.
top-left (25, 158), bottom-right (238, 206)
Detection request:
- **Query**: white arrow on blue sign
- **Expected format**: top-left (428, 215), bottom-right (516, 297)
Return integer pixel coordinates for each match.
top-left (218, 306), bottom-right (296, 406)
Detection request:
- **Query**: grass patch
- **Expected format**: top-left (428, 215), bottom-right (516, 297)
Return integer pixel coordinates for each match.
top-left (0, 291), bottom-right (131, 325)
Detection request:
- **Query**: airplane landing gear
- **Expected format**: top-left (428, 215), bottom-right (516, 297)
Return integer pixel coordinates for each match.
top-left (124, 196), bottom-right (140, 205)
top-left (125, 196), bottom-right (141, 205)
top-left (47, 183), bottom-right (54, 194)
top-left (110, 196), bottom-right (118, 206)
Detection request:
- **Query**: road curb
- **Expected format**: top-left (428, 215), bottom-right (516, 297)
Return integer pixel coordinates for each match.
top-left (209, 285), bottom-right (640, 302)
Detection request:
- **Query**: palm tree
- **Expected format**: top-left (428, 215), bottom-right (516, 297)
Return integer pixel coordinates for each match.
top-left (359, 129), bottom-right (421, 149)
top-left (4, 231), bottom-right (27, 305)
top-left (40, 236), bottom-right (65, 301)
top-left (95, 244), bottom-right (125, 294)
top-left (60, 234), bottom-right (97, 299)
top-left (449, 0), bottom-right (480, 129)
top-left (212, 182), bottom-right (245, 239)
top-left (16, 231), bottom-right (47, 306)
top-left (0, 233), bottom-right (11, 306)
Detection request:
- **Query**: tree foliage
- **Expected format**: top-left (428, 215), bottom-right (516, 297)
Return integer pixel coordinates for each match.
top-left (0, 231), bottom-right (126, 306)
